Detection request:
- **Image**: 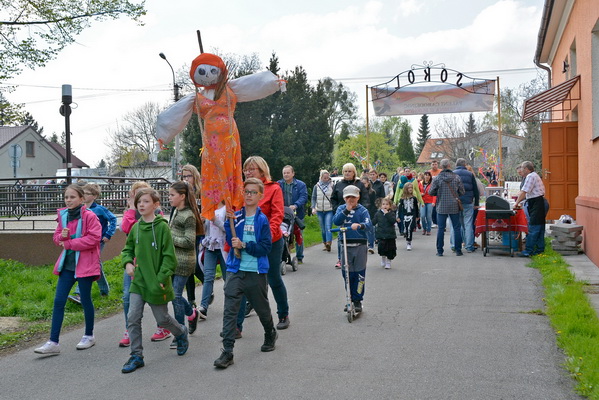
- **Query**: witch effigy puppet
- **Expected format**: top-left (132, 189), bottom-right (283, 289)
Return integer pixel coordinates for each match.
top-left (156, 52), bottom-right (284, 220)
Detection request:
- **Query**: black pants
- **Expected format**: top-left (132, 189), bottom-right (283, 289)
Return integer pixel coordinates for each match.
top-left (222, 271), bottom-right (274, 352)
top-left (402, 215), bottom-right (416, 242)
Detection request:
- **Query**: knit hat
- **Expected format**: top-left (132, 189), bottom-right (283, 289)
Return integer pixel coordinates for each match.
top-left (189, 53), bottom-right (227, 88)
top-left (343, 185), bottom-right (360, 198)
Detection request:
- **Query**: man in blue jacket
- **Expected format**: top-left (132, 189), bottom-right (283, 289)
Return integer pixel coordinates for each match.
top-left (452, 158), bottom-right (480, 253)
top-left (278, 165), bottom-right (308, 264)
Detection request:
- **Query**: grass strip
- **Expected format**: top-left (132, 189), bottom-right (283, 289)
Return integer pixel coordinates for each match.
top-left (529, 247), bottom-right (599, 399)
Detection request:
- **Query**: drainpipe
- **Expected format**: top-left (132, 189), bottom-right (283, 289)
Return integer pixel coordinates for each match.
top-left (534, 0), bottom-right (554, 88)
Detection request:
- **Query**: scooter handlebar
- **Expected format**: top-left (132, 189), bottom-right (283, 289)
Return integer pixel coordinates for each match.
top-left (330, 227), bottom-right (348, 233)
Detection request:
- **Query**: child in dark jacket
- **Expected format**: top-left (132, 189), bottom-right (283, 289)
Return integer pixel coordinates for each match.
top-left (372, 197), bottom-right (397, 269)
top-left (214, 178), bottom-right (276, 369)
top-left (398, 182), bottom-right (420, 251)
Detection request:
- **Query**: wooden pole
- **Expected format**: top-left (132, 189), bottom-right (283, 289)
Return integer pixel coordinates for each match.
top-left (497, 76), bottom-right (503, 185)
top-left (365, 85), bottom-right (370, 168)
top-left (197, 30), bottom-right (204, 53)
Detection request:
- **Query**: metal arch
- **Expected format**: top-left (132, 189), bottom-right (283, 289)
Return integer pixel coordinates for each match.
top-left (370, 64), bottom-right (496, 101)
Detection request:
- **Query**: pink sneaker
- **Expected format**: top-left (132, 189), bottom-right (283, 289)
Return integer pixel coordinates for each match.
top-left (119, 331), bottom-right (130, 347)
top-left (151, 327), bottom-right (172, 342)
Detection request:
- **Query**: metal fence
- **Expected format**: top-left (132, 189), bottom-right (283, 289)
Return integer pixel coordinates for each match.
top-left (0, 176), bottom-right (173, 225)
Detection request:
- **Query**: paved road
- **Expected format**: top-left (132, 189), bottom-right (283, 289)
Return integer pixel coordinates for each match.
top-left (0, 231), bottom-right (583, 399)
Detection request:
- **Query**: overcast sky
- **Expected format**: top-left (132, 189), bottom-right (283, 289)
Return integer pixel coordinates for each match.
top-left (4, 0), bottom-right (545, 167)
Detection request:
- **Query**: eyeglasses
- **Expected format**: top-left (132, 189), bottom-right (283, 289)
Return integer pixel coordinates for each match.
top-left (181, 174), bottom-right (193, 179)
top-left (243, 167), bottom-right (259, 174)
top-left (244, 190), bottom-right (259, 196)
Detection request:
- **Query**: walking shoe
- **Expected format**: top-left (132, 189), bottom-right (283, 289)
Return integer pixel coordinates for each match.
top-left (34, 341), bottom-right (60, 355)
top-left (368, 247), bottom-right (375, 254)
top-left (244, 302), bottom-right (254, 318)
top-left (214, 350), bottom-right (234, 369)
top-left (188, 308), bottom-right (199, 334)
top-left (426, 231), bottom-right (431, 236)
top-left (298, 259), bottom-right (304, 264)
top-left (276, 316), bottom-right (290, 330)
top-left (119, 331), bottom-right (130, 347)
top-left (353, 301), bottom-right (362, 313)
top-left (385, 261), bottom-right (391, 269)
top-left (67, 294), bottom-right (81, 305)
top-left (380, 258), bottom-right (387, 267)
top-left (436, 253), bottom-right (443, 257)
top-left (325, 242), bottom-right (331, 252)
top-left (261, 328), bottom-right (278, 352)
top-left (432, 224), bottom-right (438, 228)
top-left (422, 231), bottom-right (427, 235)
top-left (169, 338), bottom-right (177, 349)
top-left (406, 242), bottom-right (412, 251)
top-left (322, 243), bottom-right (328, 251)
top-left (335, 260), bottom-right (342, 269)
top-left (76, 335), bottom-right (95, 350)
top-left (451, 247), bottom-right (455, 252)
top-left (455, 251), bottom-right (464, 256)
top-left (197, 307), bottom-right (207, 321)
top-left (176, 326), bottom-right (189, 356)
top-left (121, 355), bottom-right (144, 373)
top-left (150, 327), bottom-right (172, 341)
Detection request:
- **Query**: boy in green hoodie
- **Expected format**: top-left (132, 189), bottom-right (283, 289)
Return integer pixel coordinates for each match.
top-left (120, 188), bottom-right (189, 373)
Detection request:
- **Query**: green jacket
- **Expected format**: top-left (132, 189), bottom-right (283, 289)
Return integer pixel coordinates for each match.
top-left (121, 215), bottom-right (177, 304)
top-left (169, 207), bottom-right (197, 277)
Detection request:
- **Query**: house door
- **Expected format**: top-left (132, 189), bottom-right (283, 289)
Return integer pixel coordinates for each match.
top-left (541, 122), bottom-right (578, 220)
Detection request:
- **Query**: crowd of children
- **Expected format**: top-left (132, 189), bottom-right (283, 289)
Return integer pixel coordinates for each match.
top-left (34, 161), bottom-right (444, 370)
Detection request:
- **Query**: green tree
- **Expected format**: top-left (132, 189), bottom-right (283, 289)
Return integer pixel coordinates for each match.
top-left (0, 93), bottom-right (24, 125)
top-left (415, 114), bottom-right (430, 157)
top-left (396, 120), bottom-right (416, 166)
top-left (334, 131), bottom-right (399, 176)
top-left (465, 113), bottom-right (477, 137)
top-left (1, 0), bottom-right (146, 80)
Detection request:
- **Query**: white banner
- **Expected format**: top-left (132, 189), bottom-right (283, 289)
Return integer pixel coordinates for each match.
top-left (371, 81), bottom-right (495, 116)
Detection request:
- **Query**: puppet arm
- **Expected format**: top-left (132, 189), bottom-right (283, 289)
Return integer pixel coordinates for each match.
top-left (228, 70), bottom-right (285, 102)
top-left (156, 93), bottom-right (195, 148)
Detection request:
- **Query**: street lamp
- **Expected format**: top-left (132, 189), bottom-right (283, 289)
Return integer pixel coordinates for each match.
top-left (59, 84), bottom-right (73, 184)
top-left (159, 52), bottom-right (181, 180)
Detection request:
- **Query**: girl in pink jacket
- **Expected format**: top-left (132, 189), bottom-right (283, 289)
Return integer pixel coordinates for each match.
top-left (34, 185), bottom-right (102, 355)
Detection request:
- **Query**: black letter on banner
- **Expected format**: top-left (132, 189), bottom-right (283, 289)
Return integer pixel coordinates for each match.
top-left (440, 69), bottom-right (448, 82)
top-left (424, 67), bottom-right (431, 82)
top-left (408, 70), bottom-right (415, 84)
top-left (456, 73), bottom-right (463, 87)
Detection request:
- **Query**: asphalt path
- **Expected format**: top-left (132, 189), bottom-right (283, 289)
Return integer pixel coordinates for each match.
top-left (0, 230), bottom-right (583, 399)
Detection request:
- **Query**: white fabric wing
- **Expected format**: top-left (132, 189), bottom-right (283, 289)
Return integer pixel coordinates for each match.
top-left (228, 71), bottom-right (283, 103)
top-left (156, 93), bottom-right (195, 145)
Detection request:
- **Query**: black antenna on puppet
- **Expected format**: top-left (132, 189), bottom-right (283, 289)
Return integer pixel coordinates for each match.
top-left (197, 30), bottom-right (204, 53)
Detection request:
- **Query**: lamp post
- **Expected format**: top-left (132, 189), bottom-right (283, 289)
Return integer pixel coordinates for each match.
top-left (159, 52), bottom-right (181, 180)
top-left (59, 84), bottom-right (73, 184)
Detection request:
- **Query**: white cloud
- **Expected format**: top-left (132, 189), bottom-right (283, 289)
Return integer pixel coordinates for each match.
top-left (394, 0), bottom-right (424, 18)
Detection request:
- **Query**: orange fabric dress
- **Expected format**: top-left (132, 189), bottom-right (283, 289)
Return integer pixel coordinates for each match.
top-left (194, 86), bottom-right (244, 220)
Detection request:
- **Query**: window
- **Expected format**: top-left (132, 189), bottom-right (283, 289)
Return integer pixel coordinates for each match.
top-left (26, 141), bottom-right (35, 157)
top-left (437, 153), bottom-right (444, 158)
top-left (431, 152), bottom-right (437, 158)
top-left (435, 140), bottom-right (443, 145)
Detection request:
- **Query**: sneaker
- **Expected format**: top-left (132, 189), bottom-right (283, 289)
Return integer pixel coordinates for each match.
top-left (335, 260), bottom-right (342, 269)
top-left (406, 242), bottom-right (412, 251)
top-left (385, 261), bottom-right (391, 269)
top-left (197, 307), bottom-right (207, 321)
top-left (169, 338), bottom-right (177, 349)
top-left (353, 301), bottom-right (362, 313)
top-left (436, 253), bottom-right (443, 257)
top-left (432, 224), bottom-right (438, 228)
top-left (176, 326), bottom-right (189, 356)
top-left (151, 327), bottom-right (172, 342)
top-left (451, 247), bottom-right (456, 252)
top-left (67, 294), bottom-right (81, 305)
top-left (298, 259), bottom-right (304, 264)
top-left (456, 251), bottom-right (464, 256)
top-left (244, 302), bottom-right (253, 318)
top-left (214, 350), bottom-right (234, 369)
top-left (119, 331), bottom-right (130, 347)
top-left (325, 242), bottom-right (331, 252)
top-left (34, 341), bottom-right (60, 355)
top-left (188, 309), bottom-right (200, 334)
top-left (380, 259), bottom-right (386, 267)
top-left (368, 247), bottom-right (375, 254)
top-left (261, 328), bottom-right (278, 352)
top-left (122, 355), bottom-right (144, 373)
top-left (76, 335), bottom-right (95, 350)
top-left (276, 316), bottom-right (290, 330)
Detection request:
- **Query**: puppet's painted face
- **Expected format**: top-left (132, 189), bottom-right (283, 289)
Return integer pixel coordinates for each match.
top-left (193, 64), bottom-right (221, 87)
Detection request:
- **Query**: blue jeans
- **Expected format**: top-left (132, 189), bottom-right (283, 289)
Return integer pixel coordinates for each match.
top-left (73, 242), bottom-right (109, 296)
top-left (201, 249), bottom-right (227, 312)
top-left (450, 203), bottom-right (475, 251)
top-left (420, 203), bottom-right (433, 232)
top-left (122, 271), bottom-right (132, 328)
top-left (172, 274), bottom-right (194, 325)
top-left (525, 224), bottom-right (545, 255)
top-left (50, 269), bottom-right (95, 343)
top-left (437, 213), bottom-right (462, 255)
top-left (317, 210), bottom-right (333, 243)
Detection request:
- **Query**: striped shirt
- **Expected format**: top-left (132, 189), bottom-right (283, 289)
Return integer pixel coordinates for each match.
top-left (521, 171), bottom-right (545, 199)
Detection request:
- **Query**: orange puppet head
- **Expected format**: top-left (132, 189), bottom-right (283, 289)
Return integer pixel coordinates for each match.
top-left (189, 53), bottom-right (227, 89)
